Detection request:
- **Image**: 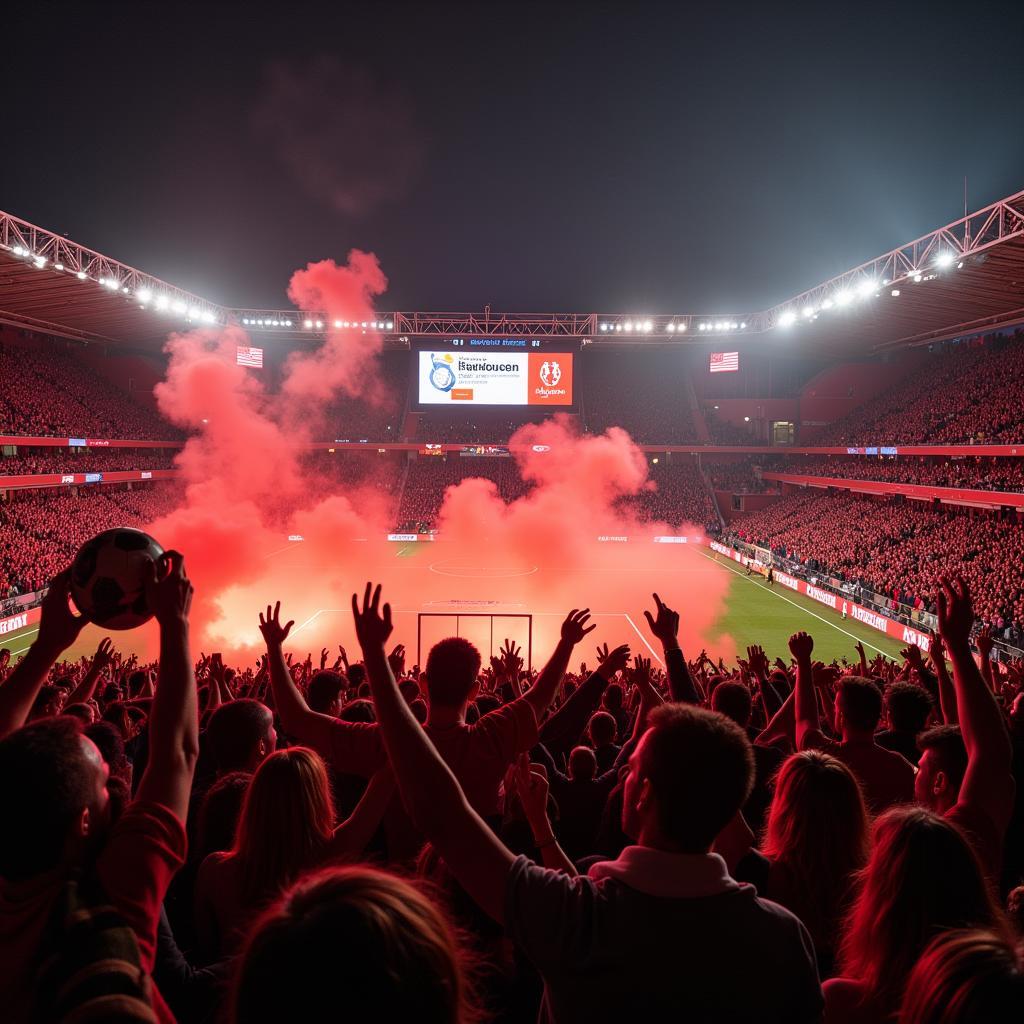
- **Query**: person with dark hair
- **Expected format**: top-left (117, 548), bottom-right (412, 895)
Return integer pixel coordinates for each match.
top-left (898, 928), bottom-right (1024, 1023)
top-left (790, 632), bottom-right (915, 813)
top-left (194, 747), bottom-right (393, 958)
top-left (586, 710), bottom-right (620, 773)
top-left (825, 806), bottom-right (1013, 1023)
top-left (204, 699), bottom-right (276, 776)
top-left (306, 670), bottom-right (344, 716)
top-left (913, 578), bottom-right (1015, 884)
top-left (0, 554), bottom-right (198, 1022)
top-left (196, 771), bottom-right (251, 860)
top-left (85, 718), bottom-right (132, 785)
top-left (231, 866), bottom-right (479, 1023)
top-left (261, 600), bottom-right (596, 858)
top-left (352, 582), bottom-right (823, 1022)
top-left (877, 682), bottom-right (933, 764)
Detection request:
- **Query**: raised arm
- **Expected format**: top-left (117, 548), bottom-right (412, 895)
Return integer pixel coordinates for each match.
top-left (64, 637), bottom-right (114, 707)
top-left (326, 766), bottom-right (396, 859)
top-left (514, 755), bottom-right (576, 876)
top-left (789, 631), bottom-right (825, 750)
top-left (936, 577), bottom-right (1014, 833)
top-left (353, 582), bottom-right (514, 923)
top-left (854, 640), bottom-right (869, 677)
top-left (644, 593), bottom-right (699, 703)
top-left (259, 602), bottom-right (339, 742)
top-left (0, 571), bottom-right (86, 739)
top-left (135, 552), bottom-right (200, 824)
top-left (929, 632), bottom-right (958, 724)
top-left (520, 609), bottom-right (596, 721)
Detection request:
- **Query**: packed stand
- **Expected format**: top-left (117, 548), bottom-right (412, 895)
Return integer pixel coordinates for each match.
top-left (734, 490), bottom-right (1024, 635)
top-left (395, 455), bottom-right (528, 531)
top-left (816, 332), bottom-right (1024, 445)
top-left (628, 460), bottom-right (720, 530)
top-left (415, 413), bottom-right (561, 444)
top-left (1, 553), bottom-right (1023, 1023)
top-left (765, 455), bottom-right (1024, 493)
top-left (1, 448), bottom-right (180, 476)
top-left (0, 484), bottom-right (181, 599)
top-left (706, 460), bottom-right (770, 493)
top-left (321, 351), bottom-right (409, 440)
top-left (0, 336), bottom-right (182, 441)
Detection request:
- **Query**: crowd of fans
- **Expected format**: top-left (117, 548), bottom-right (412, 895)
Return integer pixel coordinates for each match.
top-left (1, 560), bottom-right (1022, 1022)
top-left (0, 485), bottom-right (181, 599)
top-left (706, 460), bottom-right (770, 493)
top-left (414, 413), bottom-right (562, 444)
top-left (321, 352), bottom-right (409, 441)
top-left (734, 492), bottom-right (1024, 637)
top-left (629, 460), bottom-right (721, 530)
top-left (817, 333), bottom-right (1024, 446)
top-left (764, 456), bottom-right (1024, 492)
top-left (0, 337), bottom-right (181, 441)
top-left (1, 447), bottom-right (180, 476)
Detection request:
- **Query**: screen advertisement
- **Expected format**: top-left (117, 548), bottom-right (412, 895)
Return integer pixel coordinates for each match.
top-left (417, 351), bottom-right (574, 406)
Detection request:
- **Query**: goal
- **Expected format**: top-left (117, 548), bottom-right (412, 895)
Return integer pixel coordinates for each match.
top-left (416, 612), bottom-right (533, 671)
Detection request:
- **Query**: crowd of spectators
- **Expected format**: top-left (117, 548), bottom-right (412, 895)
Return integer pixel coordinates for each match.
top-left (395, 456), bottom-right (528, 531)
top-left (1, 447), bottom-right (180, 476)
top-left (0, 337), bottom-right (182, 441)
top-left (1, 558), bottom-right (1022, 1023)
top-left (706, 460), bottom-right (770, 493)
top-left (629, 460), bottom-right (720, 530)
top-left (734, 491), bottom-right (1024, 636)
top-left (321, 352), bottom-right (409, 441)
top-left (816, 332), bottom-right (1024, 446)
top-left (0, 484), bottom-right (181, 599)
top-left (414, 413), bottom-right (561, 444)
top-left (760, 455), bottom-right (1024, 493)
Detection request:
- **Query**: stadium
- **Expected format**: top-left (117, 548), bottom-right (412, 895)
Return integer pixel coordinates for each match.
top-left (3, 6), bottom-right (1024, 1023)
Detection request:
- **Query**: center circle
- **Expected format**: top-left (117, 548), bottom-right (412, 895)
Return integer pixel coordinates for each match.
top-left (428, 561), bottom-right (539, 579)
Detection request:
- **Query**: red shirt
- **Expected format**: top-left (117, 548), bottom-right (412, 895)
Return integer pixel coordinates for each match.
top-left (0, 800), bottom-right (186, 1023)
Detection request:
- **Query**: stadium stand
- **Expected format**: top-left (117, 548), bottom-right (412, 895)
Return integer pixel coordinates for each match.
top-left (762, 456), bottom-right (1024, 491)
top-left (0, 449), bottom-right (179, 475)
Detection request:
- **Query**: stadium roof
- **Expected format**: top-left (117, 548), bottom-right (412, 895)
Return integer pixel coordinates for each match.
top-left (2, 187), bottom-right (1023, 354)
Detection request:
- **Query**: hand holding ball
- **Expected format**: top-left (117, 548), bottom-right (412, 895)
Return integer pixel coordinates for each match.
top-left (71, 528), bottom-right (165, 629)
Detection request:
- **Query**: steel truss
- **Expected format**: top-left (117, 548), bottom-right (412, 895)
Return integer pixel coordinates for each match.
top-left (4, 186), bottom-right (1024, 344)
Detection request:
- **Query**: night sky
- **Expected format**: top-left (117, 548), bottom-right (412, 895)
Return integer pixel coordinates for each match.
top-left (4, 1), bottom-right (1023, 315)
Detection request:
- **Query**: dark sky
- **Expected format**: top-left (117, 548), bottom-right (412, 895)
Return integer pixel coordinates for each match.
top-left (4, 1), bottom-right (1023, 315)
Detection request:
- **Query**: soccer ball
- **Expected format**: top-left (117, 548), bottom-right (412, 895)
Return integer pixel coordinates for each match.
top-left (70, 528), bottom-right (165, 629)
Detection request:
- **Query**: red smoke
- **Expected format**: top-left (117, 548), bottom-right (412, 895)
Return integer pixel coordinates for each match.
top-left (121, 259), bottom-right (731, 669)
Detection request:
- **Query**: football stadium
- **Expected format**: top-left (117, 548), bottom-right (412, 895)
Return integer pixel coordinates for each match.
top-left (2, 6), bottom-right (1024, 1023)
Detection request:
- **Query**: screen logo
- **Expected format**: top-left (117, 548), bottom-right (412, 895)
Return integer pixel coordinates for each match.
top-left (429, 353), bottom-right (457, 392)
top-left (539, 360), bottom-right (562, 388)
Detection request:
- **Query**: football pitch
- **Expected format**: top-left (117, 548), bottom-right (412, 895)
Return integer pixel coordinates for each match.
top-left (2, 541), bottom-right (910, 670)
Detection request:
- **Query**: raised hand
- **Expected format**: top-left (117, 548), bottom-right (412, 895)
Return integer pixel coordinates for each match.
top-left (560, 608), bottom-right (596, 645)
top-left (320, 647), bottom-right (329, 670)
top-left (513, 754), bottom-right (552, 831)
top-left (351, 582), bottom-right (394, 650)
top-left (36, 570), bottom-right (87, 655)
top-left (975, 625), bottom-right (994, 660)
top-left (643, 592), bottom-right (680, 648)
top-left (596, 642), bottom-right (631, 678)
top-left (900, 643), bottom-right (924, 669)
top-left (632, 654), bottom-right (653, 687)
top-left (93, 636), bottom-right (115, 670)
top-left (388, 644), bottom-right (406, 678)
top-left (145, 551), bottom-right (193, 628)
top-left (259, 601), bottom-right (294, 647)
top-left (746, 644), bottom-right (769, 677)
top-left (338, 645), bottom-right (350, 670)
top-left (788, 631), bottom-right (814, 662)
top-left (936, 576), bottom-right (973, 651)
top-left (500, 638), bottom-right (523, 674)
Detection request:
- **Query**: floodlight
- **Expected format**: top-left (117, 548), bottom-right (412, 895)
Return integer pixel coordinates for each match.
top-left (77, 271), bottom-right (87, 280)
top-left (136, 288), bottom-right (152, 304)
top-left (304, 319), bottom-right (313, 329)
top-left (835, 290), bottom-right (853, 307)
top-left (857, 279), bottom-right (876, 298)
top-left (778, 310), bottom-right (797, 327)
top-left (935, 251), bottom-right (955, 268)
top-left (667, 323), bottom-right (675, 332)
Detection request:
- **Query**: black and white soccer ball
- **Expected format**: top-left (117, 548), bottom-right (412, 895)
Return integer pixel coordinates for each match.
top-left (70, 528), bottom-right (165, 629)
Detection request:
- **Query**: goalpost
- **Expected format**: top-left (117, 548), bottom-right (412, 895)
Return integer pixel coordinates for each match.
top-left (416, 612), bottom-right (533, 671)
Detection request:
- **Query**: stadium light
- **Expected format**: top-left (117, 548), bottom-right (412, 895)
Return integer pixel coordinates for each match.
top-left (667, 323), bottom-right (675, 332)
top-left (821, 298), bottom-right (833, 310)
top-left (76, 270), bottom-right (87, 280)
top-left (316, 320), bottom-right (324, 329)
top-left (678, 323), bottom-right (686, 332)
top-left (136, 288), bottom-right (152, 304)
top-left (155, 295), bottom-right (169, 311)
top-left (744, 416), bottom-right (751, 422)
top-left (739, 323), bottom-right (745, 329)
top-left (12, 246), bottom-right (25, 257)
top-left (935, 251), bottom-right (955, 268)
top-left (835, 290), bottom-right (853, 307)
top-left (173, 300), bottom-right (187, 314)
top-left (857, 279), bottom-right (877, 298)
top-left (624, 321), bottom-right (633, 331)
top-left (912, 273), bottom-right (922, 283)
top-left (643, 320), bottom-right (653, 332)
top-left (778, 310), bottom-right (797, 327)
top-left (33, 255), bottom-right (47, 269)
top-left (54, 263), bottom-right (64, 271)
top-left (803, 306), bottom-right (815, 318)
top-left (202, 311), bottom-right (216, 324)
top-left (334, 320), bottom-right (343, 328)
top-left (304, 319), bottom-right (313, 329)
top-left (891, 289), bottom-right (900, 297)
top-left (386, 321), bottom-right (394, 330)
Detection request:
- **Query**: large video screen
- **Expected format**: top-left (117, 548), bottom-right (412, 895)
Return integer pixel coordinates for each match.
top-left (417, 350), bottom-right (574, 406)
